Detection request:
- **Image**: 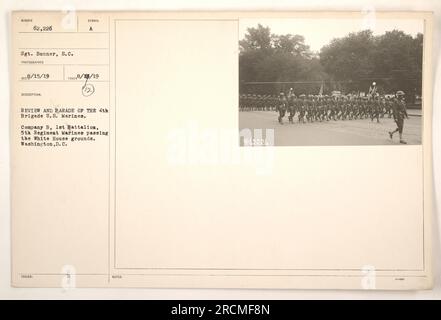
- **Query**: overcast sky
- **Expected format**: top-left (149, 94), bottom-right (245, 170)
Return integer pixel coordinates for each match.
top-left (239, 18), bottom-right (424, 53)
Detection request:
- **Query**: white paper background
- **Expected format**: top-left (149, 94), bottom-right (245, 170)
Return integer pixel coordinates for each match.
top-left (1, 0), bottom-right (440, 299)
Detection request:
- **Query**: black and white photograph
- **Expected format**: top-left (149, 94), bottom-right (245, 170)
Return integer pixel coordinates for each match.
top-left (239, 18), bottom-right (424, 146)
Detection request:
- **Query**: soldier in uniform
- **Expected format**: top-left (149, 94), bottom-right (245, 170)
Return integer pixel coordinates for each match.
top-left (262, 95), bottom-right (268, 111)
top-left (311, 96), bottom-right (319, 122)
top-left (253, 94), bottom-right (259, 111)
top-left (361, 97), bottom-right (369, 118)
top-left (317, 96), bottom-right (324, 121)
top-left (385, 96), bottom-right (393, 118)
top-left (351, 97), bottom-right (359, 119)
top-left (287, 88), bottom-right (296, 124)
top-left (272, 95), bottom-right (278, 111)
top-left (351, 96), bottom-right (358, 120)
top-left (322, 96), bottom-right (328, 121)
top-left (335, 97), bottom-right (341, 120)
top-left (343, 96), bottom-right (351, 120)
top-left (356, 96), bottom-right (363, 119)
top-left (388, 91), bottom-right (409, 144)
top-left (259, 95), bottom-right (265, 111)
top-left (298, 94), bottom-right (306, 123)
top-left (268, 95), bottom-right (274, 111)
top-left (371, 95), bottom-right (381, 123)
top-left (305, 95), bottom-right (313, 122)
top-left (379, 96), bottom-right (386, 118)
top-left (339, 96), bottom-right (346, 120)
top-left (253, 94), bottom-right (258, 111)
top-left (277, 92), bottom-right (288, 124)
top-left (328, 97), bottom-right (336, 121)
top-left (248, 94), bottom-right (254, 111)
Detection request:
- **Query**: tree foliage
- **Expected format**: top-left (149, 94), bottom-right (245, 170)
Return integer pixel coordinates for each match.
top-left (320, 30), bottom-right (423, 100)
top-left (239, 24), bottom-right (423, 101)
top-left (239, 24), bottom-right (327, 94)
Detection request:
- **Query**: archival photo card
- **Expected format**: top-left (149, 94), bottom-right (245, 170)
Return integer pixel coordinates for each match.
top-left (10, 11), bottom-right (433, 290)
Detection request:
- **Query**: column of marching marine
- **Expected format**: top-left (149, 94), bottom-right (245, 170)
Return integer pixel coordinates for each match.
top-left (239, 90), bottom-right (409, 144)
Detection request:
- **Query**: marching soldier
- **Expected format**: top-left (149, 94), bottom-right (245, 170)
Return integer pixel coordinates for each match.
top-left (317, 96), bottom-right (324, 121)
top-left (277, 92), bottom-right (288, 124)
top-left (311, 96), bottom-right (318, 122)
top-left (386, 96), bottom-right (393, 118)
top-left (329, 97), bottom-right (337, 121)
top-left (324, 96), bottom-right (330, 121)
top-left (306, 95), bottom-right (313, 122)
top-left (287, 88), bottom-right (296, 124)
top-left (388, 91), bottom-right (409, 144)
top-left (334, 96), bottom-right (342, 120)
top-left (371, 95), bottom-right (380, 123)
top-left (272, 95), bottom-right (278, 111)
top-left (298, 94), bottom-right (307, 123)
top-left (379, 96), bottom-right (387, 118)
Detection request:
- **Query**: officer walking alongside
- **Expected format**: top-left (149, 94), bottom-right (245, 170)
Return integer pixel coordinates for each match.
top-left (388, 90), bottom-right (409, 144)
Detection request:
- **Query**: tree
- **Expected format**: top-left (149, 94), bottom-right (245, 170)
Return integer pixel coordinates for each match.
top-left (319, 29), bottom-right (423, 100)
top-left (239, 25), bottom-right (324, 94)
top-left (239, 25), bottom-right (423, 100)
top-left (272, 34), bottom-right (311, 57)
top-left (372, 30), bottom-right (423, 102)
top-left (239, 24), bottom-right (272, 52)
top-left (319, 30), bottom-right (375, 92)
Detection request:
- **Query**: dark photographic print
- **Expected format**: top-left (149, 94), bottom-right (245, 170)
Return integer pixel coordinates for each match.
top-left (239, 18), bottom-right (424, 146)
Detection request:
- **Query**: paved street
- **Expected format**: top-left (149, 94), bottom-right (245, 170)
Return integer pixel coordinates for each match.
top-left (239, 111), bottom-right (422, 146)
